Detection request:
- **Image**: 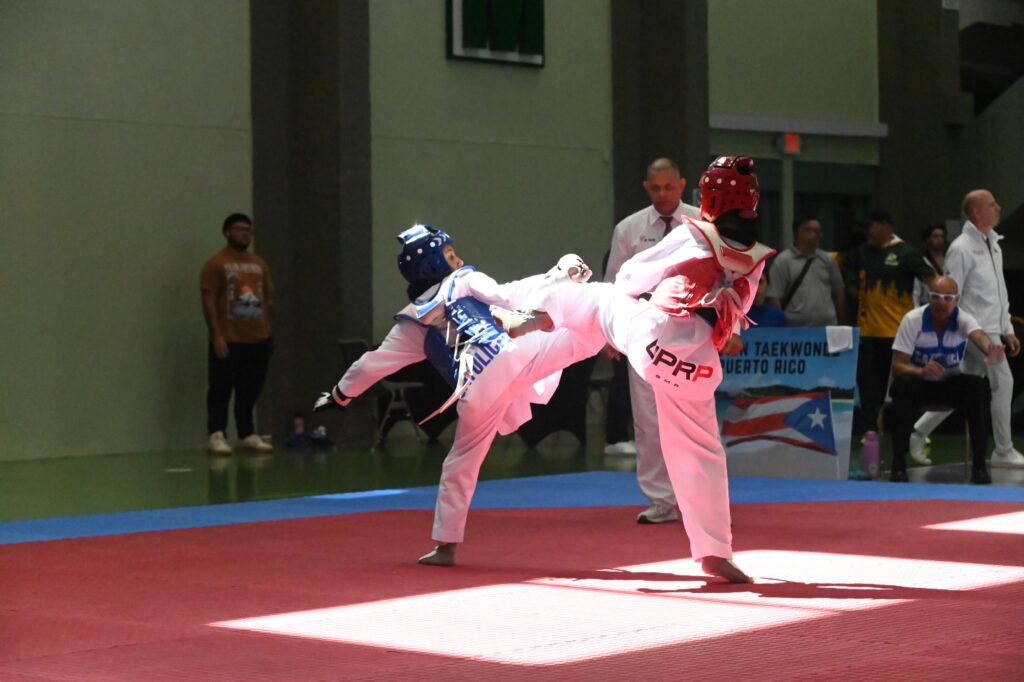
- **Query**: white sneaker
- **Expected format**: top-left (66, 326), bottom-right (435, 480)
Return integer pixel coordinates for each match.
top-left (604, 441), bottom-right (637, 456)
top-left (207, 431), bottom-right (231, 455)
top-left (636, 504), bottom-right (679, 524)
top-left (237, 434), bottom-right (273, 452)
top-left (909, 431), bottom-right (932, 465)
top-left (991, 448), bottom-right (1024, 468)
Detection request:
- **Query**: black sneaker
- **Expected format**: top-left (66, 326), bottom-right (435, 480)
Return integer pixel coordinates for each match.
top-left (889, 468), bottom-right (909, 483)
top-left (971, 467), bottom-right (992, 485)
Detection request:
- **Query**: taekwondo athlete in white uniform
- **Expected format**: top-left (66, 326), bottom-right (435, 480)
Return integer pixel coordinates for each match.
top-left (494, 157), bottom-right (775, 583)
top-left (314, 224), bottom-right (601, 566)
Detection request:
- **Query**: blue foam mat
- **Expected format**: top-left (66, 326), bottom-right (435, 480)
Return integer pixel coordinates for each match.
top-left (2, 471), bottom-right (1022, 545)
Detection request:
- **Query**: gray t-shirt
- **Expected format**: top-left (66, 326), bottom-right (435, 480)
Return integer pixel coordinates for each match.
top-left (766, 248), bottom-right (844, 327)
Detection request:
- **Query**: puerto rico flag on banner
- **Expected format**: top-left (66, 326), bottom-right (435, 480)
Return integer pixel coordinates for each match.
top-left (721, 392), bottom-right (837, 455)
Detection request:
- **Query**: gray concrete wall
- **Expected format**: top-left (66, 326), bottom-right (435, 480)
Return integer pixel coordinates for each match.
top-left (0, 0), bottom-right (251, 460)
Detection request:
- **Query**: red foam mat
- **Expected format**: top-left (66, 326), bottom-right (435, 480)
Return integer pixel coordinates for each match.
top-left (1, 501), bottom-right (1022, 681)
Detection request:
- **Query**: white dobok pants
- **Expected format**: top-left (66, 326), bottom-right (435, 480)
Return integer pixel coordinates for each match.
top-left (432, 328), bottom-right (602, 543)
top-left (540, 282), bottom-right (734, 560)
top-left (628, 365), bottom-right (677, 509)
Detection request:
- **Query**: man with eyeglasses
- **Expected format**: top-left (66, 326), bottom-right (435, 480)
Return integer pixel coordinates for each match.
top-left (200, 213), bottom-right (275, 454)
top-left (889, 276), bottom-right (1004, 483)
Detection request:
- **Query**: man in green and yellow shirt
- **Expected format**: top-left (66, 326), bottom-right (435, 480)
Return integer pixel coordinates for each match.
top-left (842, 209), bottom-right (935, 434)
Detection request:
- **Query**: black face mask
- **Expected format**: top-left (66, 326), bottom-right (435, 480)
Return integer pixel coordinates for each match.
top-left (715, 211), bottom-right (761, 247)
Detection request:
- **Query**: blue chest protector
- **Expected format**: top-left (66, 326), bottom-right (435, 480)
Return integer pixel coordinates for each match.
top-left (395, 267), bottom-right (511, 388)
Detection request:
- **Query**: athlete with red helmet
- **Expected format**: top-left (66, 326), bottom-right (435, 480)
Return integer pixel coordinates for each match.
top-left (494, 156), bottom-right (775, 583)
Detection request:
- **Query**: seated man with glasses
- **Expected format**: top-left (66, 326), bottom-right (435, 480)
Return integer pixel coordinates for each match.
top-left (888, 276), bottom-right (1004, 483)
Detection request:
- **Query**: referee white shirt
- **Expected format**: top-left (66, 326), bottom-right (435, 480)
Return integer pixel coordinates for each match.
top-left (606, 201), bottom-right (701, 283)
top-left (604, 199), bottom-right (700, 514)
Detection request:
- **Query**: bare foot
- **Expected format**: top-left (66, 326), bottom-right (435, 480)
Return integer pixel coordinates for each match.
top-left (418, 543), bottom-right (456, 567)
top-left (701, 556), bottom-right (752, 583)
top-left (490, 307), bottom-right (553, 338)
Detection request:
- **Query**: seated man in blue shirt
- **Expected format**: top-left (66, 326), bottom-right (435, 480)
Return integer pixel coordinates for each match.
top-left (889, 276), bottom-right (1004, 483)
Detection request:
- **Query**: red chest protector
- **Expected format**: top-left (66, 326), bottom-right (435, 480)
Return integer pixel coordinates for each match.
top-left (651, 218), bottom-right (775, 350)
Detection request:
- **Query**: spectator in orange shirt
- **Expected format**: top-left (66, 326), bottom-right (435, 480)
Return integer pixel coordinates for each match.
top-left (200, 213), bottom-right (275, 454)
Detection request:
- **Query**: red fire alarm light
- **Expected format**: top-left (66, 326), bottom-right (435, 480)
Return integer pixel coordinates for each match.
top-left (782, 132), bottom-right (801, 155)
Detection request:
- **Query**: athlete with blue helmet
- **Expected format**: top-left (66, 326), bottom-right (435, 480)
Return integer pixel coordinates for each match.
top-left (314, 224), bottom-right (598, 566)
top-left (396, 224), bottom-right (458, 283)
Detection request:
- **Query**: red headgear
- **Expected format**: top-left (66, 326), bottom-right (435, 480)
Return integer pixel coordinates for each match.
top-left (699, 156), bottom-right (760, 222)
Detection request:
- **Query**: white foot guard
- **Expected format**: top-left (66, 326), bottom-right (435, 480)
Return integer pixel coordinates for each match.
top-left (489, 306), bottom-right (553, 339)
top-left (701, 556), bottom-right (752, 583)
top-left (418, 543), bottom-right (457, 567)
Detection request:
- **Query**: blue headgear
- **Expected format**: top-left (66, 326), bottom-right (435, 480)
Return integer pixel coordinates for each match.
top-left (397, 224), bottom-right (455, 283)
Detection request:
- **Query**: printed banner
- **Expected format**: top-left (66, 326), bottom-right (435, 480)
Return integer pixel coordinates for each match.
top-left (716, 327), bottom-right (859, 479)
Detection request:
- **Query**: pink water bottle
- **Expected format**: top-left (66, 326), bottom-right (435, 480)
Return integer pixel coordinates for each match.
top-left (862, 430), bottom-right (880, 480)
